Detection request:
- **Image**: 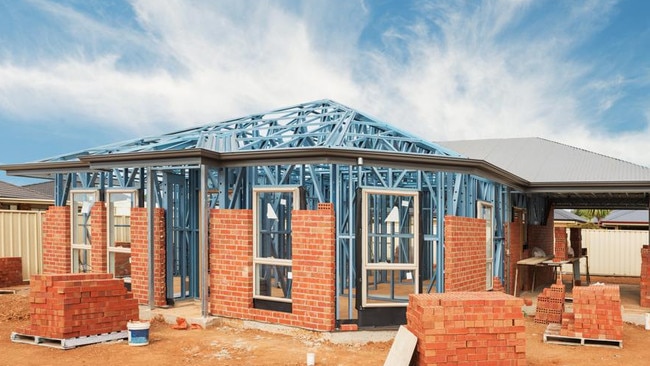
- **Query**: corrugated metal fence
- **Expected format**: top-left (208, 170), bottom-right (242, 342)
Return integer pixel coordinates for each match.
top-left (0, 210), bottom-right (43, 281)
top-left (566, 229), bottom-right (649, 277)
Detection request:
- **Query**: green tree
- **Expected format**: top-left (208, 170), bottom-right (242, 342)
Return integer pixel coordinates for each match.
top-left (573, 209), bottom-right (611, 223)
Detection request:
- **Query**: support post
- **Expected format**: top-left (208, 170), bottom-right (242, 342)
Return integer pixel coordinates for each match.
top-left (199, 164), bottom-right (209, 317)
top-left (147, 167), bottom-right (155, 309)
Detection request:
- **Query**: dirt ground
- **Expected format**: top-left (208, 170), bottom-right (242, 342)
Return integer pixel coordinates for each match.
top-left (2, 279), bottom-right (650, 366)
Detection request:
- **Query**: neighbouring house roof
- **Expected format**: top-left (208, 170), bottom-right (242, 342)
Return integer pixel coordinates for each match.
top-left (438, 137), bottom-right (650, 209)
top-left (23, 180), bottom-right (55, 198)
top-left (0, 180), bottom-right (53, 208)
top-left (554, 209), bottom-right (588, 223)
top-left (600, 209), bottom-right (649, 226)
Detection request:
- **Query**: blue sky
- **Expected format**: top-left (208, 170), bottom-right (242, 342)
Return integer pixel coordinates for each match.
top-left (1, 0), bottom-right (649, 185)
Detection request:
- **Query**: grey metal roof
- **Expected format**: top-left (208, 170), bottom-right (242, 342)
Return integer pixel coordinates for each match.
top-left (600, 209), bottom-right (648, 224)
top-left (438, 137), bottom-right (650, 209)
top-left (438, 137), bottom-right (650, 184)
top-left (554, 209), bottom-right (588, 223)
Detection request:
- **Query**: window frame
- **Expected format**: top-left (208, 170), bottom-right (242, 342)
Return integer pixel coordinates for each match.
top-left (252, 186), bottom-right (301, 305)
top-left (477, 200), bottom-right (494, 291)
top-left (70, 190), bottom-right (98, 273)
top-left (106, 189), bottom-right (138, 280)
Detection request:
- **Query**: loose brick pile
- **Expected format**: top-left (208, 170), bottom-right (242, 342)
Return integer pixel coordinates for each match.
top-left (560, 285), bottom-right (623, 340)
top-left (492, 277), bottom-right (505, 293)
top-left (17, 273), bottom-right (139, 339)
top-left (0, 257), bottom-right (23, 287)
top-left (534, 282), bottom-right (565, 324)
top-left (641, 246), bottom-right (650, 307)
top-left (407, 292), bottom-right (526, 366)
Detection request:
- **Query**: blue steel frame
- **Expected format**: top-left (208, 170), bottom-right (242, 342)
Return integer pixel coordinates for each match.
top-left (47, 100), bottom-right (514, 323)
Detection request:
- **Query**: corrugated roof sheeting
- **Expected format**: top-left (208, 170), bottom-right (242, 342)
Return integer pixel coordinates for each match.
top-left (438, 137), bottom-right (650, 183)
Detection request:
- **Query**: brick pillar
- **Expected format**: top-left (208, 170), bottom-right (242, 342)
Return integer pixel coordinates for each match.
top-left (90, 202), bottom-right (107, 273)
top-left (553, 227), bottom-right (568, 262)
top-left (527, 209), bottom-right (555, 287)
top-left (209, 209), bottom-right (254, 317)
top-left (42, 206), bottom-right (71, 274)
top-left (444, 216), bottom-right (487, 292)
top-left (292, 203), bottom-right (336, 331)
top-left (507, 211), bottom-right (523, 295)
top-left (130, 207), bottom-right (166, 306)
top-left (641, 246), bottom-right (650, 307)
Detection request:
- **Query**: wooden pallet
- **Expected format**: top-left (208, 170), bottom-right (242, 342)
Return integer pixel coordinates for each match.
top-left (543, 323), bottom-right (622, 349)
top-left (11, 330), bottom-right (128, 349)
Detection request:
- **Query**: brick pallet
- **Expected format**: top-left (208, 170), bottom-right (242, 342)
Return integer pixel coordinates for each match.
top-left (14, 273), bottom-right (139, 344)
top-left (543, 323), bottom-right (622, 348)
top-left (406, 292), bottom-right (526, 366)
top-left (558, 284), bottom-right (623, 341)
top-left (541, 284), bottom-right (623, 348)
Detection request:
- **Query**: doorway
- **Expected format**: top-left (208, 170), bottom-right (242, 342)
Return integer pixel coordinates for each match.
top-left (165, 171), bottom-right (199, 302)
top-left (356, 188), bottom-right (421, 327)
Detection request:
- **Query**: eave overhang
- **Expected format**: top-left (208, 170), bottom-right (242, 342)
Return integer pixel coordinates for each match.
top-left (1, 147), bottom-right (529, 191)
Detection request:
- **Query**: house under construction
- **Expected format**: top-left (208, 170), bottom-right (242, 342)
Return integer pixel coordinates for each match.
top-left (3, 99), bottom-right (650, 330)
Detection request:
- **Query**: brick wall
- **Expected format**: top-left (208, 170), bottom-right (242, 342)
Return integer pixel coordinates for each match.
top-left (42, 206), bottom-right (71, 274)
top-left (526, 209), bottom-right (555, 288)
top-left (18, 273), bottom-right (139, 339)
top-left (90, 202), bottom-right (108, 273)
top-left (209, 209), bottom-right (253, 317)
top-left (569, 228), bottom-right (582, 258)
top-left (444, 215), bottom-right (486, 292)
top-left (560, 285), bottom-right (623, 340)
top-left (0, 257), bottom-right (23, 287)
top-left (640, 246), bottom-right (650, 307)
top-left (130, 207), bottom-right (166, 306)
top-left (406, 292), bottom-right (526, 366)
top-left (209, 204), bottom-right (336, 331)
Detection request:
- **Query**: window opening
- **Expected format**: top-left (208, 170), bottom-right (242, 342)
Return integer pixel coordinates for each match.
top-left (71, 190), bottom-right (98, 273)
top-left (253, 187), bottom-right (301, 310)
top-left (478, 201), bottom-right (494, 290)
top-left (107, 190), bottom-right (137, 288)
top-left (361, 188), bottom-right (419, 307)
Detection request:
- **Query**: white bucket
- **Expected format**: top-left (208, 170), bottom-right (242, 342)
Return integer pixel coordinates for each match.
top-left (306, 352), bottom-right (315, 366)
top-left (127, 321), bottom-right (151, 346)
top-left (645, 313), bottom-right (650, 330)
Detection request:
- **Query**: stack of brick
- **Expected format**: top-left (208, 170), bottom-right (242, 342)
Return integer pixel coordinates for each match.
top-left (492, 277), bottom-right (505, 293)
top-left (17, 273), bottom-right (139, 339)
top-left (560, 285), bottom-right (623, 340)
top-left (406, 292), bottom-right (526, 366)
top-left (641, 246), bottom-right (650, 307)
top-left (534, 282), bottom-right (565, 324)
top-left (0, 257), bottom-right (23, 287)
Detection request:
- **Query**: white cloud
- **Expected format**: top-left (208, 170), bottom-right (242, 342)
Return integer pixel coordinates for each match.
top-left (1, 0), bottom-right (649, 168)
